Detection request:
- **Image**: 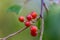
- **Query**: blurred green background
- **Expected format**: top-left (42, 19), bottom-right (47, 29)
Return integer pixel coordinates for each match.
top-left (0, 0), bottom-right (40, 40)
top-left (0, 0), bottom-right (60, 40)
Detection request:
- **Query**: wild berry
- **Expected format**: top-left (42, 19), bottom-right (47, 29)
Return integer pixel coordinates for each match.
top-left (30, 26), bottom-right (38, 37)
top-left (19, 16), bottom-right (24, 22)
top-left (27, 15), bottom-right (32, 21)
top-left (31, 31), bottom-right (37, 37)
top-left (25, 21), bottom-right (31, 27)
top-left (30, 26), bottom-right (38, 33)
top-left (31, 11), bottom-right (37, 19)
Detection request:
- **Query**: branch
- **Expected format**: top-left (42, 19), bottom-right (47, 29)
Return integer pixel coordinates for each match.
top-left (40, 0), bottom-right (44, 40)
top-left (0, 27), bottom-right (27, 40)
top-left (43, 2), bottom-right (48, 14)
top-left (40, 18), bottom-right (44, 40)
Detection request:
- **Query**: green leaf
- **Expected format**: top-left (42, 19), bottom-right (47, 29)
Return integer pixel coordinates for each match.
top-left (7, 5), bottom-right (22, 14)
top-left (43, 4), bottom-right (60, 40)
top-left (36, 18), bottom-right (41, 29)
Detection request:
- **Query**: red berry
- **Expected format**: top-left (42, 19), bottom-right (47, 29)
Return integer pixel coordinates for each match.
top-left (31, 31), bottom-right (37, 37)
top-left (31, 11), bottom-right (37, 19)
top-left (25, 21), bottom-right (31, 27)
top-left (19, 16), bottom-right (24, 22)
top-left (27, 15), bottom-right (32, 21)
top-left (30, 26), bottom-right (38, 37)
top-left (30, 26), bottom-right (38, 33)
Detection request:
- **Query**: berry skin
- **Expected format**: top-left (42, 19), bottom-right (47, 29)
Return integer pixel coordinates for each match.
top-left (31, 11), bottom-right (37, 19)
top-left (19, 16), bottom-right (24, 22)
top-left (30, 26), bottom-right (38, 33)
top-left (27, 15), bottom-right (32, 21)
top-left (30, 26), bottom-right (38, 37)
top-left (31, 31), bottom-right (37, 37)
top-left (25, 21), bottom-right (31, 27)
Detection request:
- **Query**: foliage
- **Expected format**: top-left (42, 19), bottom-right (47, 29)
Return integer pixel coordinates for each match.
top-left (43, 4), bottom-right (60, 40)
top-left (7, 5), bottom-right (22, 14)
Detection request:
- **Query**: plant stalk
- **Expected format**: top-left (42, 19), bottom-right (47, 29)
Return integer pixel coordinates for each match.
top-left (40, 0), bottom-right (44, 40)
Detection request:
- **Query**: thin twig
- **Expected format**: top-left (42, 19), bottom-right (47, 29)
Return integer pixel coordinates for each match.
top-left (43, 2), bottom-right (48, 14)
top-left (40, 18), bottom-right (44, 40)
top-left (40, 0), bottom-right (44, 40)
top-left (1, 27), bottom-right (27, 40)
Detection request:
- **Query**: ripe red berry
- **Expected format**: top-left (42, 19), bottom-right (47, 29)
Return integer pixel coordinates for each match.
top-left (31, 31), bottom-right (37, 37)
top-left (19, 16), bottom-right (24, 22)
top-left (25, 21), bottom-right (31, 27)
top-left (31, 11), bottom-right (37, 19)
top-left (27, 15), bottom-right (32, 21)
top-left (30, 26), bottom-right (38, 37)
top-left (30, 26), bottom-right (38, 33)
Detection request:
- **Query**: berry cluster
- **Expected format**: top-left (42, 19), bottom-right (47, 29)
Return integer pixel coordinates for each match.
top-left (19, 11), bottom-right (38, 37)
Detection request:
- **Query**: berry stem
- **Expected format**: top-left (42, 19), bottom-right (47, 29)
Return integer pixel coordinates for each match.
top-left (43, 2), bottom-right (48, 14)
top-left (0, 27), bottom-right (27, 40)
top-left (40, 0), bottom-right (44, 40)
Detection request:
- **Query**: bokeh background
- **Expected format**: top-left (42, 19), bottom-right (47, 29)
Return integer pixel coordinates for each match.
top-left (0, 0), bottom-right (60, 40)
